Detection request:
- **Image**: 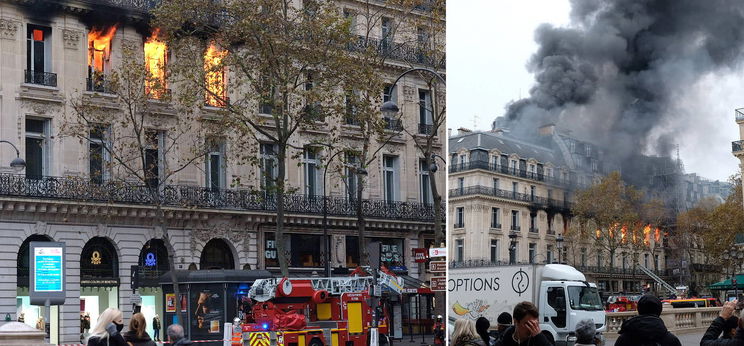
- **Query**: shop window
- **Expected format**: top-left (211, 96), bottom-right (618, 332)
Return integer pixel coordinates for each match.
top-left (200, 239), bottom-right (234, 269)
top-left (81, 237), bottom-right (119, 281)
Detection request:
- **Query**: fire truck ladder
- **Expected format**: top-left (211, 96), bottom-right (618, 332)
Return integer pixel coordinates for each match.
top-left (638, 265), bottom-right (677, 295)
top-left (310, 277), bottom-right (376, 295)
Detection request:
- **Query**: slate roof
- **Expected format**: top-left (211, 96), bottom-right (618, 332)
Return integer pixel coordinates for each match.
top-left (449, 131), bottom-right (566, 167)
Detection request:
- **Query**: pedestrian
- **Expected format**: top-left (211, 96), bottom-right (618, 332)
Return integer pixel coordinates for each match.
top-left (152, 314), bottom-right (161, 341)
top-left (476, 317), bottom-right (492, 345)
top-left (615, 294), bottom-right (681, 346)
top-left (123, 313), bottom-right (156, 346)
top-left (490, 312), bottom-right (512, 342)
top-left (433, 315), bottom-right (445, 345)
top-left (86, 307), bottom-right (128, 346)
top-left (700, 299), bottom-right (744, 346)
top-left (723, 315), bottom-right (739, 339)
top-left (574, 319), bottom-right (596, 346)
top-left (493, 302), bottom-right (551, 346)
top-left (451, 319), bottom-right (486, 346)
top-left (167, 324), bottom-right (193, 346)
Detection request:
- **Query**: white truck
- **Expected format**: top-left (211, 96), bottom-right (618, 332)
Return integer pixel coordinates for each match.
top-left (449, 264), bottom-right (606, 346)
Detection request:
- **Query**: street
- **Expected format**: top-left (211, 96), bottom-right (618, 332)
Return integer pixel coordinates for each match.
top-left (605, 331), bottom-right (704, 346)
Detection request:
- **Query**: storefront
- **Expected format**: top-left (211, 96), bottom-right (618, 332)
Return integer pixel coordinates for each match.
top-left (137, 239), bottom-right (169, 339)
top-left (16, 234), bottom-right (59, 344)
top-left (80, 237), bottom-right (120, 338)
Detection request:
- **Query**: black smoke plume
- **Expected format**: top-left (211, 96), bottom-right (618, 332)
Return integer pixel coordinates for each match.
top-left (496, 0), bottom-right (744, 165)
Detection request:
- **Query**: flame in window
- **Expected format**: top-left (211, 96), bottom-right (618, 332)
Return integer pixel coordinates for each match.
top-left (144, 28), bottom-right (167, 98)
top-left (204, 43), bottom-right (227, 107)
top-left (88, 25), bottom-right (117, 72)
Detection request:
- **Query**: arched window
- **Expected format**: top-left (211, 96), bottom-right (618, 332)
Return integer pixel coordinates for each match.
top-left (199, 239), bottom-right (234, 270)
top-left (17, 234), bottom-right (53, 287)
top-left (139, 239), bottom-right (170, 272)
top-left (81, 237), bottom-right (118, 280)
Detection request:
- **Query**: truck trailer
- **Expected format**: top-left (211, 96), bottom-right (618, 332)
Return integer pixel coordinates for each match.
top-left (448, 264), bottom-right (606, 345)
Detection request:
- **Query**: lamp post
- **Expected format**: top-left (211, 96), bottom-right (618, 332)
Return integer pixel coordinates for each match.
top-left (509, 230), bottom-right (518, 265)
top-left (321, 147), bottom-right (367, 277)
top-left (0, 140), bottom-right (26, 172)
top-left (556, 233), bottom-right (564, 264)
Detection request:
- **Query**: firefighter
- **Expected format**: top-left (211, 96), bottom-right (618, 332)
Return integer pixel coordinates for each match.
top-left (433, 315), bottom-right (445, 345)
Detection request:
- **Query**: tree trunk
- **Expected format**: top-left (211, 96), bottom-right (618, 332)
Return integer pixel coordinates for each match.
top-left (153, 191), bottom-right (184, 326)
top-left (276, 142), bottom-right (289, 277)
top-left (356, 168), bottom-right (368, 267)
top-left (428, 154), bottom-right (443, 247)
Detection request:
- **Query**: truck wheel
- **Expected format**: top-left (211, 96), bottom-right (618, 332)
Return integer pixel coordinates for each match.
top-left (541, 331), bottom-right (555, 345)
top-left (309, 338), bottom-right (323, 346)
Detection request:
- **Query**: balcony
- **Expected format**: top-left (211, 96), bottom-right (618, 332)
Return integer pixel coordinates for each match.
top-left (349, 36), bottom-right (445, 68)
top-left (449, 185), bottom-right (573, 211)
top-left (25, 70), bottom-right (57, 87)
top-left (733, 140), bottom-right (744, 153)
top-left (510, 225), bottom-right (521, 232)
top-left (448, 160), bottom-right (574, 188)
top-left (0, 174), bottom-right (442, 223)
top-left (418, 123), bottom-right (434, 135)
top-left (384, 117), bottom-right (403, 131)
top-left (737, 108), bottom-right (744, 122)
top-left (87, 76), bottom-right (115, 94)
top-left (491, 223), bottom-right (502, 229)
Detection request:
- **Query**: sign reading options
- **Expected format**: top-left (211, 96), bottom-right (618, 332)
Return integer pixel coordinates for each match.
top-left (30, 242), bottom-right (66, 305)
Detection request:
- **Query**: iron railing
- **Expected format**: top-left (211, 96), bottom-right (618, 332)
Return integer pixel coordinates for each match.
top-left (450, 259), bottom-right (546, 268)
top-left (576, 265), bottom-right (667, 278)
top-left (448, 185), bottom-right (573, 210)
top-left (349, 36), bottom-right (446, 68)
top-left (418, 123), bottom-right (434, 135)
top-left (0, 174), bottom-right (441, 222)
top-left (87, 76), bottom-right (115, 93)
top-left (733, 140), bottom-right (744, 153)
top-left (491, 223), bottom-right (502, 229)
top-left (449, 160), bottom-right (577, 187)
top-left (24, 70), bottom-right (57, 87)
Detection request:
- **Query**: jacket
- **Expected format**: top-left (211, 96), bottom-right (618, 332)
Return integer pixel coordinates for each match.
top-left (492, 326), bottom-right (552, 346)
top-left (700, 316), bottom-right (744, 346)
top-left (453, 336), bottom-right (487, 346)
top-left (122, 331), bottom-right (157, 346)
top-left (615, 314), bottom-right (681, 346)
top-left (86, 333), bottom-right (129, 346)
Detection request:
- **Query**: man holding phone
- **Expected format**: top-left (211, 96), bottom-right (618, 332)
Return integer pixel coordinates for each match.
top-left (493, 302), bottom-right (551, 346)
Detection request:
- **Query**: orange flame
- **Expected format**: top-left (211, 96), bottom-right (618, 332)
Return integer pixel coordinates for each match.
top-left (655, 228), bottom-right (661, 243)
top-left (88, 25), bottom-right (118, 72)
top-left (643, 224), bottom-right (652, 246)
top-left (144, 29), bottom-right (167, 98)
top-left (621, 225), bottom-right (628, 243)
top-left (204, 43), bottom-right (227, 107)
top-left (596, 229), bottom-right (601, 239)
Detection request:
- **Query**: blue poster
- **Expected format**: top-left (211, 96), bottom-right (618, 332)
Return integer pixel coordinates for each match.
top-left (34, 247), bottom-right (63, 292)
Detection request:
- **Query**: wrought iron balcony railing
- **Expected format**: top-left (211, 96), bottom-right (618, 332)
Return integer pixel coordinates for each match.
top-left (510, 225), bottom-right (521, 231)
top-left (0, 174), bottom-right (441, 222)
top-left (24, 70), bottom-right (57, 87)
top-left (449, 185), bottom-right (573, 211)
top-left (418, 123), bottom-right (434, 135)
top-left (575, 265), bottom-right (667, 278)
top-left (349, 36), bottom-right (446, 68)
top-left (449, 160), bottom-right (576, 188)
top-left (733, 140), bottom-right (744, 153)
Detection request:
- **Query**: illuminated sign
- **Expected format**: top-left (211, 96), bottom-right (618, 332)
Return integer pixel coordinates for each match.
top-left (144, 252), bottom-right (157, 267)
top-left (34, 247), bottom-right (63, 292)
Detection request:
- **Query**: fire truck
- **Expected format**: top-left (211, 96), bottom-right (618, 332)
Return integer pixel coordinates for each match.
top-left (236, 269), bottom-right (403, 346)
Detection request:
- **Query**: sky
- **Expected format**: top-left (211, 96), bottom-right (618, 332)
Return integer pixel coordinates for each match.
top-left (447, 1), bottom-right (742, 182)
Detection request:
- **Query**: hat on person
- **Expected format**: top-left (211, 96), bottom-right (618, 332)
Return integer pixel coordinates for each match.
top-left (497, 312), bottom-right (512, 325)
top-left (637, 294), bottom-right (663, 316)
top-left (575, 319), bottom-right (596, 344)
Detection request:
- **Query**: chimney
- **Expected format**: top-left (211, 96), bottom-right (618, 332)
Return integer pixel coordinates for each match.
top-left (457, 127), bottom-right (472, 135)
top-left (448, 128), bottom-right (452, 137)
top-left (538, 123), bottom-right (556, 136)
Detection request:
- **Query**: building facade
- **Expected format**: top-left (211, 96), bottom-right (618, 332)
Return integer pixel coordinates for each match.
top-left (448, 127), bottom-right (668, 299)
top-left (0, 0), bottom-right (444, 343)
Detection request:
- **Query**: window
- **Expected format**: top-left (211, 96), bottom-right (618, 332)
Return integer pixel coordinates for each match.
top-left (381, 17), bottom-right (392, 52)
top-left (383, 84), bottom-right (397, 104)
top-left (258, 75), bottom-right (274, 114)
top-left (346, 236), bottom-right (359, 267)
top-left (418, 89), bottom-right (432, 134)
top-left (622, 254), bottom-right (627, 270)
top-left (457, 177), bottom-right (464, 193)
top-left (528, 243), bottom-right (536, 264)
top-left (25, 118), bottom-right (49, 179)
top-left (304, 147), bottom-right (321, 197)
top-left (89, 125), bottom-right (110, 184)
top-left (644, 253), bottom-right (649, 268)
top-left (493, 178), bottom-right (499, 190)
top-left (530, 185), bottom-right (536, 200)
top-left (206, 139), bottom-right (225, 190)
top-left (654, 255), bottom-right (659, 270)
top-left (204, 43), bottom-right (227, 107)
top-left (490, 239), bottom-right (499, 263)
top-left (26, 25), bottom-right (54, 86)
top-left (597, 252), bottom-right (601, 266)
top-left (343, 9), bottom-right (356, 35)
top-left (345, 154), bottom-right (360, 200)
top-left (145, 130), bottom-right (164, 189)
top-left (548, 189), bottom-right (553, 200)
top-left (511, 210), bottom-right (520, 230)
top-left (512, 182), bottom-right (518, 197)
top-left (419, 159), bottom-right (432, 204)
top-left (547, 245), bottom-right (553, 263)
top-left (260, 143), bottom-right (278, 189)
top-left (530, 214), bottom-right (537, 232)
top-left (455, 207), bottom-right (464, 228)
top-left (581, 248), bottom-right (587, 267)
top-left (455, 239), bottom-right (463, 262)
top-left (382, 155), bottom-right (398, 201)
top-left (344, 90), bottom-right (358, 124)
top-left (491, 207), bottom-right (500, 228)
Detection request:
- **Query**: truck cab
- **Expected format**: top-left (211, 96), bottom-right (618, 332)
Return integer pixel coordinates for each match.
top-left (536, 265), bottom-right (605, 346)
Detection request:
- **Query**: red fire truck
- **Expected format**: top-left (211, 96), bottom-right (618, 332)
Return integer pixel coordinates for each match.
top-left (236, 270), bottom-right (403, 346)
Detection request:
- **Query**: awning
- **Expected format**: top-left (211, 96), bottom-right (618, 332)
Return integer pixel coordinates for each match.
top-left (709, 275), bottom-right (744, 290)
top-left (399, 275), bottom-right (433, 294)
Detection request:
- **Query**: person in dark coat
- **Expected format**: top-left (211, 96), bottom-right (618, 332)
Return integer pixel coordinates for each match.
top-left (475, 317), bottom-right (492, 345)
top-left (123, 313), bottom-right (156, 346)
top-left (493, 302), bottom-right (551, 346)
top-left (152, 314), bottom-right (161, 341)
top-left (490, 312), bottom-right (512, 342)
top-left (615, 294), bottom-right (681, 346)
top-left (86, 308), bottom-right (128, 346)
top-left (700, 299), bottom-right (744, 346)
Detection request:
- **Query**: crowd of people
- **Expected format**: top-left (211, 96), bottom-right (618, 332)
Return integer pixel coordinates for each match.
top-left (451, 294), bottom-right (744, 346)
top-left (85, 307), bottom-right (192, 346)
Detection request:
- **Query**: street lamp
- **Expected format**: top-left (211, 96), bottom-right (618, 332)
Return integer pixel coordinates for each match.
top-left (556, 233), bottom-right (564, 264)
top-left (0, 140), bottom-right (25, 172)
top-left (321, 147), bottom-right (368, 278)
top-left (509, 230), bottom-right (518, 265)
